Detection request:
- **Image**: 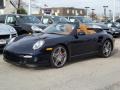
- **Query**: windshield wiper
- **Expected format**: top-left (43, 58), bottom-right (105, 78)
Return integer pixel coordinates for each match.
top-left (48, 32), bottom-right (58, 34)
top-left (48, 32), bottom-right (64, 35)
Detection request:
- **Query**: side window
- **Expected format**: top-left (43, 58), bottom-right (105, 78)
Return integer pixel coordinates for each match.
top-left (69, 18), bottom-right (78, 23)
top-left (78, 24), bottom-right (96, 35)
top-left (6, 16), bottom-right (16, 24)
top-left (42, 17), bottom-right (53, 24)
top-left (0, 15), bottom-right (6, 23)
top-left (42, 18), bottom-right (49, 24)
top-left (69, 18), bottom-right (76, 22)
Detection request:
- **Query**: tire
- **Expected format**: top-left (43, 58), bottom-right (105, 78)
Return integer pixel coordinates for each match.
top-left (50, 45), bottom-right (68, 68)
top-left (99, 40), bottom-right (112, 58)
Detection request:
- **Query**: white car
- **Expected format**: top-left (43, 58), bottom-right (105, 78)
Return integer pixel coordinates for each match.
top-left (0, 24), bottom-right (17, 50)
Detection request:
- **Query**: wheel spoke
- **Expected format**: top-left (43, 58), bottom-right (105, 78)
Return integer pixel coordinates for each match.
top-left (52, 46), bottom-right (67, 67)
top-left (103, 41), bottom-right (112, 57)
top-left (58, 47), bottom-right (62, 53)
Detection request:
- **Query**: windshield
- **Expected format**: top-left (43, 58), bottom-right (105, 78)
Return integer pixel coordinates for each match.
top-left (44, 23), bottom-right (75, 35)
top-left (76, 17), bottom-right (93, 23)
top-left (52, 16), bottom-right (69, 22)
top-left (18, 16), bottom-right (41, 24)
top-left (42, 16), bottom-right (69, 24)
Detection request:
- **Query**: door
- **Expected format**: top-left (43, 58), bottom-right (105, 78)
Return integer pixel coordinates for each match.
top-left (70, 33), bottom-right (98, 57)
top-left (6, 15), bottom-right (23, 35)
top-left (0, 15), bottom-right (6, 23)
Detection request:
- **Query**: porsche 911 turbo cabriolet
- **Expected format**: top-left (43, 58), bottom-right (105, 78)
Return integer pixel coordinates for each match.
top-left (3, 22), bottom-right (114, 68)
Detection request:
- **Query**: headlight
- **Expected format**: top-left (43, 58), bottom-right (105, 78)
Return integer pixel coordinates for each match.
top-left (31, 26), bottom-right (43, 32)
top-left (9, 28), bottom-right (16, 33)
top-left (33, 40), bottom-right (45, 50)
top-left (7, 37), bottom-right (16, 45)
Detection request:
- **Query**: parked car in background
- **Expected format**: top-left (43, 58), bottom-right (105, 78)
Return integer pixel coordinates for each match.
top-left (87, 23), bottom-right (120, 38)
top-left (37, 15), bottom-right (69, 25)
top-left (67, 16), bottom-right (120, 38)
top-left (3, 22), bottom-right (114, 68)
top-left (35, 15), bottom-right (42, 21)
top-left (0, 14), bottom-right (47, 35)
top-left (66, 16), bottom-right (93, 24)
top-left (104, 22), bottom-right (120, 37)
top-left (0, 24), bottom-right (17, 50)
top-left (116, 18), bottom-right (120, 23)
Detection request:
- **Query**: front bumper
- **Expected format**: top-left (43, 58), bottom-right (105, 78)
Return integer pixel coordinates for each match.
top-left (0, 44), bottom-right (5, 50)
top-left (113, 31), bottom-right (120, 37)
top-left (0, 34), bottom-right (17, 50)
top-left (3, 50), bottom-right (51, 66)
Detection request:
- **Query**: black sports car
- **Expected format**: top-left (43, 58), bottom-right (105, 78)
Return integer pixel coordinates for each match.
top-left (87, 23), bottom-right (120, 38)
top-left (0, 14), bottom-right (47, 35)
top-left (105, 22), bottom-right (120, 37)
top-left (67, 16), bottom-right (120, 37)
top-left (3, 22), bottom-right (114, 68)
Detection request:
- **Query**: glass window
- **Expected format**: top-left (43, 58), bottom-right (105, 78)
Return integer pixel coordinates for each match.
top-left (6, 16), bottom-right (16, 24)
top-left (67, 9), bottom-right (69, 14)
top-left (52, 16), bottom-right (69, 23)
top-left (69, 18), bottom-right (76, 22)
top-left (0, 15), bottom-right (6, 23)
top-left (76, 17), bottom-right (93, 23)
top-left (42, 18), bottom-right (49, 24)
top-left (18, 16), bottom-right (41, 24)
top-left (80, 10), bottom-right (83, 14)
top-left (72, 10), bottom-right (74, 14)
top-left (44, 23), bottom-right (75, 35)
top-left (69, 17), bottom-right (78, 23)
top-left (57, 10), bottom-right (60, 13)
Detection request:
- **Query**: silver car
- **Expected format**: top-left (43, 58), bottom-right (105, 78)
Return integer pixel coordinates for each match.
top-left (0, 24), bottom-right (17, 49)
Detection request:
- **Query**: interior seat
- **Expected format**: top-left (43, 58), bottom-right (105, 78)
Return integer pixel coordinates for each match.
top-left (64, 24), bottom-right (73, 34)
top-left (78, 24), bottom-right (96, 35)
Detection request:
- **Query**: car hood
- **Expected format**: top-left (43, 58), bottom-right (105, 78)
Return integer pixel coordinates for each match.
top-left (86, 23), bottom-right (109, 29)
top-left (5, 33), bottom-right (63, 54)
top-left (0, 24), bottom-right (17, 35)
top-left (21, 23), bottom-right (48, 30)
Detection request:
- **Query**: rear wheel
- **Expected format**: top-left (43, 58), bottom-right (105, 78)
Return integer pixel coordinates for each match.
top-left (100, 40), bottom-right (112, 58)
top-left (50, 45), bottom-right (67, 68)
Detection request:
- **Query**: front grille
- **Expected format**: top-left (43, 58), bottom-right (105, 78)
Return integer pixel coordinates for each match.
top-left (0, 35), bottom-right (10, 39)
top-left (4, 51), bottom-right (21, 62)
top-left (4, 51), bottom-right (33, 64)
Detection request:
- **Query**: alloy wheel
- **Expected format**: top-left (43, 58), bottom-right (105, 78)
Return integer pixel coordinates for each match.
top-left (102, 40), bottom-right (112, 57)
top-left (51, 46), bottom-right (67, 68)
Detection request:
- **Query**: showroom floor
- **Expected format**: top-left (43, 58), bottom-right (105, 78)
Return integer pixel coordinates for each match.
top-left (0, 39), bottom-right (120, 90)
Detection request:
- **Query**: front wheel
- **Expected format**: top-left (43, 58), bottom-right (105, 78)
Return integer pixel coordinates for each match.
top-left (100, 40), bottom-right (112, 58)
top-left (50, 45), bottom-right (68, 68)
